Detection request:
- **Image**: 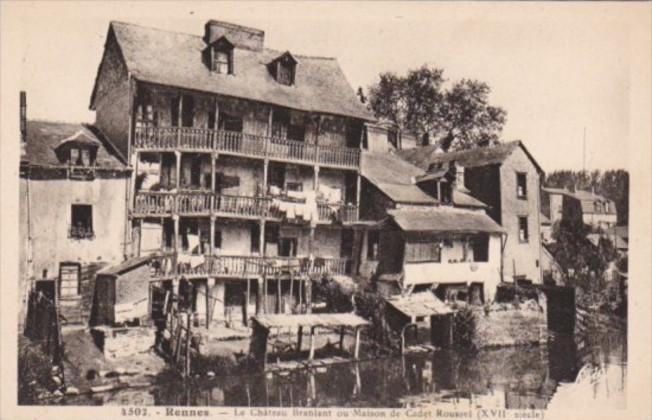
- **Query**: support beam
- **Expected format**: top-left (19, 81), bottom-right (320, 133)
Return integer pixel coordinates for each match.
top-left (245, 278), bottom-right (251, 326)
top-left (356, 173), bottom-right (362, 219)
top-left (209, 217), bottom-right (215, 256)
top-left (175, 151), bottom-right (182, 189)
top-left (213, 97), bottom-right (220, 130)
top-left (297, 326), bottom-right (303, 352)
top-left (206, 278), bottom-right (215, 328)
top-left (339, 326), bottom-right (345, 350)
top-left (308, 326), bottom-right (315, 361)
top-left (136, 218), bottom-right (143, 258)
top-left (276, 279), bottom-right (281, 314)
top-left (177, 95), bottom-right (183, 147)
top-left (267, 108), bottom-right (274, 137)
top-left (354, 327), bottom-right (361, 360)
top-left (210, 153), bottom-right (217, 192)
top-left (313, 166), bottom-right (320, 192)
top-left (262, 160), bottom-right (269, 195)
top-left (131, 151), bottom-right (140, 206)
top-left (259, 220), bottom-right (265, 256)
top-left (256, 277), bottom-right (264, 315)
top-left (173, 215), bottom-right (180, 254)
top-left (262, 274), bottom-right (268, 314)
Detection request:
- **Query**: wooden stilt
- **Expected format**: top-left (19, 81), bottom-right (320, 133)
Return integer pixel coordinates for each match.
top-left (354, 327), bottom-right (361, 360)
top-left (339, 326), bottom-right (345, 350)
top-left (308, 326), bottom-right (315, 361)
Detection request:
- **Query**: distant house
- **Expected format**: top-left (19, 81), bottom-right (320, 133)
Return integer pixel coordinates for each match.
top-left (541, 188), bottom-right (618, 231)
top-left (19, 119), bottom-right (131, 325)
top-left (397, 140), bottom-right (545, 285)
top-left (359, 151), bottom-right (505, 302)
top-left (365, 120), bottom-right (418, 153)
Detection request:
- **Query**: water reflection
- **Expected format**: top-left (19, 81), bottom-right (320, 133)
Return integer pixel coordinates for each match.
top-left (70, 327), bottom-right (626, 409)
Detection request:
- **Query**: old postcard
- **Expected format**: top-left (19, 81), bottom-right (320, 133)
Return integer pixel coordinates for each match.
top-left (1, 2), bottom-right (650, 420)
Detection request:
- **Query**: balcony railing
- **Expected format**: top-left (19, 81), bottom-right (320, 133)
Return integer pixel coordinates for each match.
top-left (134, 126), bottom-right (360, 169)
top-left (149, 253), bottom-right (350, 280)
top-left (134, 191), bottom-right (357, 222)
top-left (317, 202), bottom-right (359, 223)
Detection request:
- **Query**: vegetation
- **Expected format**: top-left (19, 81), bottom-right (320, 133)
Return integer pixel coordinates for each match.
top-left (18, 337), bottom-right (55, 404)
top-left (365, 65), bottom-right (507, 152)
top-left (544, 169), bottom-right (629, 225)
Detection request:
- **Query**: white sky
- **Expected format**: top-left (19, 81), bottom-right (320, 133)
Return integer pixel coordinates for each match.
top-left (8, 1), bottom-right (647, 172)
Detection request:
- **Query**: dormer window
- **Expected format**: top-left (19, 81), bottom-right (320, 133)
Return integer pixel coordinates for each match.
top-left (55, 130), bottom-right (99, 168)
top-left (204, 36), bottom-right (234, 75)
top-left (268, 52), bottom-right (297, 86)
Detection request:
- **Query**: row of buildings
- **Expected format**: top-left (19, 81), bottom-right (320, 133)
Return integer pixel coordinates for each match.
top-left (19, 19), bottom-right (546, 329)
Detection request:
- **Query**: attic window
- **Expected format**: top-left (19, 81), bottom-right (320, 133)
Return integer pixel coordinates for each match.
top-left (214, 50), bottom-right (231, 74)
top-left (207, 37), bottom-right (234, 75)
top-left (269, 53), bottom-right (297, 86)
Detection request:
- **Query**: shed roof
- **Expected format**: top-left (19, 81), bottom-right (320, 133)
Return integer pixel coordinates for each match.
top-left (96, 21), bottom-right (373, 121)
top-left (397, 140), bottom-right (544, 175)
top-left (388, 207), bottom-right (505, 234)
top-left (98, 255), bottom-right (153, 276)
top-left (22, 120), bottom-right (128, 170)
top-left (386, 292), bottom-right (454, 317)
top-left (453, 190), bottom-right (488, 208)
top-left (252, 313), bottom-right (369, 330)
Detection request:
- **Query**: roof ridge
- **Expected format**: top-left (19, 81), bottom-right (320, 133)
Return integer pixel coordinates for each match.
top-left (28, 118), bottom-right (94, 126)
top-left (110, 20), bottom-right (203, 39)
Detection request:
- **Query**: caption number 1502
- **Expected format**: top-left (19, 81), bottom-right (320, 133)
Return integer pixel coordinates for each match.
top-left (121, 407), bottom-right (149, 416)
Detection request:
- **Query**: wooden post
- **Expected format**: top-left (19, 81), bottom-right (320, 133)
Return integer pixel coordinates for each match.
top-left (245, 278), bottom-right (251, 326)
top-left (259, 220), bottom-right (266, 255)
top-left (132, 150), bottom-right (140, 205)
top-left (214, 98), bottom-right (220, 130)
top-left (356, 173), bottom-right (361, 219)
top-left (262, 273), bottom-right (267, 314)
top-left (289, 271), bottom-right (294, 312)
top-left (211, 153), bottom-right (217, 192)
top-left (314, 166), bottom-right (320, 193)
top-left (185, 311), bottom-right (192, 378)
top-left (177, 95), bottom-right (183, 147)
top-left (206, 278), bottom-right (214, 328)
top-left (209, 217), bottom-right (215, 256)
top-left (136, 218), bottom-right (143, 257)
top-left (173, 215), bottom-right (180, 255)
top-left (276, 279), bottom-right (281, 314)
top-left (354, 327), bottom-right (361, 360)
top-left (297, 326), bottom-right (303, 352)
top-left (437, 181), bottom-right (442, 204)
top-left (308, 326), bottom-right (315, 361)
top-left (339, 326), bottom-right (345, 350)
top-left (262, 160), bottom-right (269, 195)
top-left (175, 151), bottom-right (182, 189)
top-left (305, 277), bottom-right (312, 314)
top-left (256, 277), bottom-right (263, 315)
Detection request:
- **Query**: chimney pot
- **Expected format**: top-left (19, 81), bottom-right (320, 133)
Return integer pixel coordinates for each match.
top-left (204, 20), bottom-right (264, 51)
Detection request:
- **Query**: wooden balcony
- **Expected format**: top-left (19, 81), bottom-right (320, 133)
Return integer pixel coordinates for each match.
top-left (134, 126), bottom-right (360, 169)
top-left (133, 191), bottom-right (358, 222)
top-left (148, 253), bottom-right (351, 281)
top-left (317, 202), bottom-right (359, 223)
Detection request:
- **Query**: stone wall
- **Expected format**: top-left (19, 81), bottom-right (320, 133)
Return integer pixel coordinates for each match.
top-left (94, 327), bottom-right (156, 359)
top-left (472, 296), bottom-right (547, 348)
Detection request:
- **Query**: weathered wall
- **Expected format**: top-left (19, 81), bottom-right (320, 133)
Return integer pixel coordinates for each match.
top-left (465, 165), bottom-right (502, 224)
top-left (500, 147), bottom-right (542, 284)
top-left (359, 179), bottom-right (395, 221)
top-left (94, 30), bottom-right (131, 159)
top-left (215, 220), bottom-right (256, 255)
top-left (318, 169), bottom-right (347, 203)
top-left (25, 177), bottom-right (128, 281)
top-left (314, 227), bottom-right (342, 258)
top-left (472, 297), bottom-right (547, 348)
top-left (216, 156), bottom-right (263, 196)
top-left (402, 235), bottom-right (503, 301)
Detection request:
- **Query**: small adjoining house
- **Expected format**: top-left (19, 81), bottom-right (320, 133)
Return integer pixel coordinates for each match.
top-left (89, 19), bottom-right (374, 329)
top-left (397, 140), bottom-right (545, 285)
top-left (541, 187), bottom-right (618, 231)
top-left (19, 115), bottom-right (131, 326)
top-left (358, 150), bottom-right (505, 303)
top-left (364, 120), bottom-right (418, 153)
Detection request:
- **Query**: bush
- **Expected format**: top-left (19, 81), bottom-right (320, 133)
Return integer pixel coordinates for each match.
top-left (452, 306), bottom-right (476, 351)
top-left (18, 337), bottom-right (54, 404)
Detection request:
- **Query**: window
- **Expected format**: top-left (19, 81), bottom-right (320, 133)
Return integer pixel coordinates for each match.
top-left (286, 182), bottom-right (303, 192)
top-left (181, 95), bottom-right (194, 128)
top-left (250, 223), bottom-right (260, 253)
top-left (405, 240), bottom-right (441, 263)
top-left (59, 263), bottom-right (80, 297)
top-left (367, 231), bottom-right (379, 260)
top-left (214, 50), bottom-right (230, 74)
top-left (70, 148), bottom-right (80, 165)
top-left (440, 182), bottom-right (452, 204)
top-left (213, 229), bottom-right (222, 249)
top-left (70, 204), bottom-right (93, 239)
top-left (516, 173), bottom-right (527, 199)
top-left (81, 149), bottom-right (91, 166)
top-left (218, 112), bottom-right (243, 133)
top-left (472, 234), bottom-right (489, 262)
top-left (518, 217), bottom-right (529, 243)
top-left (279, 237), bottom-right (298, 257)
top-left (277, 62), bottom-right (293, 85)
top-left (604, 202), bottom-right (610, 213)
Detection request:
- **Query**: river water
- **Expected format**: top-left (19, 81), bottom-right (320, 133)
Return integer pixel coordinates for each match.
top-left (71, 324), bottom-right (626, 409)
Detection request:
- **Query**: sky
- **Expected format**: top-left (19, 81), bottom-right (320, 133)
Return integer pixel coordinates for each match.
top-left (7, 1), bottom-right (646, 172)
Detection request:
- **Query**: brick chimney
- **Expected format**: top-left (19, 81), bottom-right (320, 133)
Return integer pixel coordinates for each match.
top-left (204, 20), bottom-right (264, 51)
top-left (20, 91), bottom-right (26, 159)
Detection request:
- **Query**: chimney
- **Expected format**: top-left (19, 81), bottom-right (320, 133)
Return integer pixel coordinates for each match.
top-left (453, 161), bottom-right (469, 192)
top-left (20, 91), bottom-right (26, 158)
top-left (204, 20), bottom-right (264, 51)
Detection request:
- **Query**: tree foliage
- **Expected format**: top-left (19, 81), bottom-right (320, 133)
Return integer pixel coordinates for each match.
top-left (367, 65), bottom-right (507, 152)
top-left (544, 169), bottom-right (629, 225)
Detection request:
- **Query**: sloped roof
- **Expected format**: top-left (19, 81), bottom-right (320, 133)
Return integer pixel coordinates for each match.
top-left (22, 120), bottom-right (128, 170)
top-left (397, 140), bottom-right (544, 174)
top-left (98, 254), bottom-right (153, 276)
top-left (572, 190), bottom-right (617, 215)
top-left (386, 292), bottom-right (454, 317)
top-left (388, 207), bottom-right (505, 234)
top-left (361, 151), bottom-right (437, 204)
top-left (99, 21), bottom-right (373, 121)
top-left (453, 190), bottom-right (488, 208)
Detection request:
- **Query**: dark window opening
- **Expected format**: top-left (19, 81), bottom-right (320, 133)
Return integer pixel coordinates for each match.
top-left (250, 223), bottom-right (260, 254)
top-left (279, 237), bottom-right (297, 257)
top-left (287, 123), bottom-right (305, 142)
top-left (518, 217), bottom-right (529, 243)
top-left (286, 182), bottom-right (303, 192)
top-left (472, 234), bottom-right (489, 262)
top-left (70, 204), bottom-right (93, 239)
top-left (208, 102), bottom-right (217, 129)
top-left (182, 95), bottom-right (195, 128)
top-left (440, 182), bottom-right (452, 204)
top-left (517, 173), bottom-right (527, 199)
top-left (268, 163), bottom-right (286, 190)
top-left (265, 224), bottom-right (279, 244)
top-left (367, 231), bottom-right (379, 260)
top-left (218, 112), bottom-right (243, 133)
top-left (341, 229), bottom-right (354, 258)
top-left (135, 90), bottom-right (157, 129)
top-left (277, 61), bottom-right (294, 86)
top-left (171, 97), bottom-right (180, 127)
top-left (214, 229), bottom-right (222, 249)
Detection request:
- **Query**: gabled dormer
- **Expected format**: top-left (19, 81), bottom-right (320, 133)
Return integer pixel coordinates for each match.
top-left (268, 52), bottom-right (297, 86)
top-left (55, 130), bottom-right (100, 167)
top-left (203, 36), bottom-right (234, 75)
